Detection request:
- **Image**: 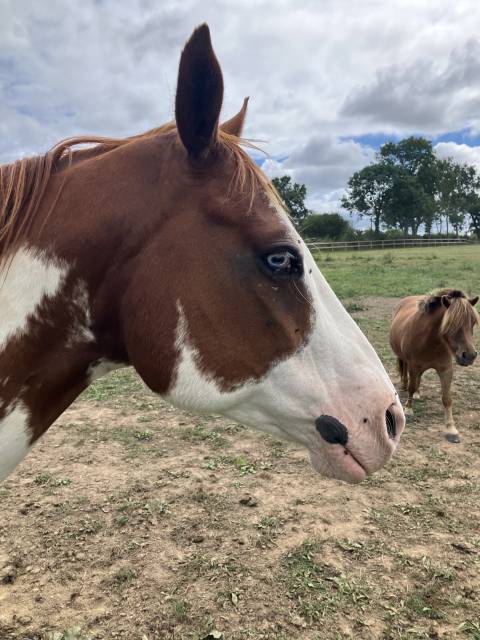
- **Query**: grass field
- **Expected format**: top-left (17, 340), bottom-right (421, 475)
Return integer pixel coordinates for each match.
top-left (315, 245), bottom-right (480, 298)
top-left (0, 246), bottom-right (479, 640)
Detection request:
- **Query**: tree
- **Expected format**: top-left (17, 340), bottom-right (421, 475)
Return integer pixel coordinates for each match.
top-left (435, 158), bottom-right (464, 235)
top-left (460, 164), bottom-right (480, 237)
top-left (436, 160), bottom-right (480, 236)
top-left (467, 199), bottom-right (480, 237)
top-left (271, 176), bottom-right (309, 226)
top-left (341, 164), bottom-right (396, 236)
top-left (382, 170), bottom-right (434, 236)
top-left (378, 137), bottom-right (437, 234)
top-left (300, 213), bottom-right (352, 239)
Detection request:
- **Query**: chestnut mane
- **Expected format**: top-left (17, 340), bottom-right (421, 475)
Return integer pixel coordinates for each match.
top-left (0, 124), bottom-right (283, 256)
top-left (420, 289), bottom-right (479, 335)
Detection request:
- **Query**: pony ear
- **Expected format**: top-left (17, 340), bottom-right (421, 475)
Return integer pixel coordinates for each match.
top-left (441, 295), bottom-right (451, 309)
top-left (175, 24), bottom-right (224, 157)
top-left (469, 296), bottom-right (479, 307)
top-left (220, 97), bottom-right (249, 136)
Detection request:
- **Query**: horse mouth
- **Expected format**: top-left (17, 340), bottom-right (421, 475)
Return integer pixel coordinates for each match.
top-left (308, 445), bottom-right (368, 484)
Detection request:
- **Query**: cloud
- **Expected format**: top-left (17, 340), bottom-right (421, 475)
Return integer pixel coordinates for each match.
top-left (1, 0), bottom-right (480, 215)
top-left (340, 38), bottom-right (480, 135)
top-left (262, 136), bottom-right (374, 211)
top-left (434, 142), bottom-right (480, 173)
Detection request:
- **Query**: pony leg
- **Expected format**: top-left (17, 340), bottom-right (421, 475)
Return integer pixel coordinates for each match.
top-left (438, 368), bottom-right (459, 443)
top-left (398, 358), bottom-right (408, 391)
top-left (413, 371), bottom-right (423, 400)
top-left (404, 368), bottom-right (421, 417)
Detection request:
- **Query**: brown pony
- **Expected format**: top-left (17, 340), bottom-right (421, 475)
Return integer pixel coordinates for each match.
top-left (0, 25), bottom-right (404, 485)
top-left (390, 289), bottom-right (479, 442)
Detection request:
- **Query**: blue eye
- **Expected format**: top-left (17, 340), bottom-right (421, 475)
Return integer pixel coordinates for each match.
top-left (264, 248), bottom-right (303, 276)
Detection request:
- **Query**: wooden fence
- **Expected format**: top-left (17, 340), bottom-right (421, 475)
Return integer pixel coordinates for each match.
top-left (305, 237), bottom-right (477, 253)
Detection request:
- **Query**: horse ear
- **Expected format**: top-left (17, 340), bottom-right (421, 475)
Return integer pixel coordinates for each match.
top-left (220, 97), bottom-right (249, 136)
top-left (441, 295), bottom-right (451, 309)
top-left (469, 296), bottom-right (479, 307)
top-left (175, 24), bottom-right (224, 157)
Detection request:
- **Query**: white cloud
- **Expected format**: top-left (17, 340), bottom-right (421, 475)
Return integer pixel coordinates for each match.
top-left (1, 0), bottom-right (480, 213)
top-left (262, 136), bottom-right (374, 211)
top-left (434, 142), bottom-right (480, 173)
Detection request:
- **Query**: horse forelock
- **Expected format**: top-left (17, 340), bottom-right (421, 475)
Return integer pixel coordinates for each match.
top-left (0, 124), bottom-right (284, 259)
top-left (440, 296), bottom-right (479, 336)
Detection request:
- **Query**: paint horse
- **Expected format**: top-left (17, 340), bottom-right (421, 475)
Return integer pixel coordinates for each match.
top-left (390, 289), bottom-right (478, 442)
top-left (0, 24), bottom-right (404, 485)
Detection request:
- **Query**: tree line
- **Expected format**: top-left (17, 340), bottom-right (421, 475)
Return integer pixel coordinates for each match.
top-left (272, 136), bottom-right (480, 239)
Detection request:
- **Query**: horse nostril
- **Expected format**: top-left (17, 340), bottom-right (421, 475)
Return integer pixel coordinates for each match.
top-left (315, 415), bottom-right (348, 446)
top-left (385, 409), bottom-right (396, 439)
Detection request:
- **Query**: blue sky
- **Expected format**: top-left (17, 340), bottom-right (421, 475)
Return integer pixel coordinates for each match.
top-left (1, 0), bottom-right (480, 213)
top-left (345, 129), bottom-right (480, 149)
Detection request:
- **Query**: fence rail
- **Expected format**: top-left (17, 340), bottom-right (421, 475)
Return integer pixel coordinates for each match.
top-left (305, 237), bottom-right (477, 253)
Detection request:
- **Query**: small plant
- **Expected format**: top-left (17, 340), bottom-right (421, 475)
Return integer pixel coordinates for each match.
top-left (113, 566), bottom-right (136, 585)
top-left (74, 518), bottom-right (103, 537)
top-left (115, 514), bottom-right (129, 527)
top-left (34, 473), bottom-right (53, 486)
top-left (170, 598), bottom-right (192, 623)
top-left (144, 499), bottom-right (170, 515)
top-left (34, 474), bottom-right (71, 487)
top-left (345, 302), bottom-right (367, 314)
top-left (232, 454), bottom-right (256, 475)
top-left (458, 620), bottom-right (480, 639)
top-left (133, 430), bottom-right (154, 441)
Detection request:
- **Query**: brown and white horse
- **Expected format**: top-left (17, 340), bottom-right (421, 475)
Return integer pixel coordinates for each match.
top-left (390, 289), bottom-right (478, 442)
top-left (0, 25), bottom-right (404, 485)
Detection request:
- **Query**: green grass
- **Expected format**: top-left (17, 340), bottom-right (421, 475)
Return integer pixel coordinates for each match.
top-left (314, 245), bottom-right (480, 298)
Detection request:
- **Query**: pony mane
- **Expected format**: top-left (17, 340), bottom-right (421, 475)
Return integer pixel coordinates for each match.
top-left (0, 124), bottom-right (283, 257)
top-left (420, 289), bottom-right (479, 334)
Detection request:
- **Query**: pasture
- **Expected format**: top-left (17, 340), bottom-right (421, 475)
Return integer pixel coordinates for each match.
top-left (1, 246), bottom-right (479, 640)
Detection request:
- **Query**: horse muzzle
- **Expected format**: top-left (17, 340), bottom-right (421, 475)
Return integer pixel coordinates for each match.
top-left (456, 351), bottom-right (477, 366)
top-left (309, 399), bottom-right (405, 484)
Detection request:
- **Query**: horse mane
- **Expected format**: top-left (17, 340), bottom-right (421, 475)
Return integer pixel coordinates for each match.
top-left (420, 289), bottom-right (479, 335)
top-left (0, 124), bottom-right (282, 257)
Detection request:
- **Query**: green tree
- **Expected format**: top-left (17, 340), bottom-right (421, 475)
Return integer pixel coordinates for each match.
top-left (341, 163), bottom-right (396, 236)
top-left (467, 199), bottom-right (480, 237)
top-left (436, 160), bottom-right (480, 236)
top-left (271, 176), bottom-right (309, 225)
top-left (300, 213), bottom-right (352, 239)
top-left (435, 158), bottom-right (464, 235)
top-left (383, 170), bottom-right (434, 236)
top-left (459, 164), bottom-right (480, 237)
top-left (379, 137), bottom-right (437, 234)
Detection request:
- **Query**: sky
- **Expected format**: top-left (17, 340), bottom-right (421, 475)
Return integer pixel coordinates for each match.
top-left (1, 0), bottom-right (480, 215)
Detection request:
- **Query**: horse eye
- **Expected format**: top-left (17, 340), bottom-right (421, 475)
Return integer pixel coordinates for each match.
top-left (264, 249), bottom-right (303, 276)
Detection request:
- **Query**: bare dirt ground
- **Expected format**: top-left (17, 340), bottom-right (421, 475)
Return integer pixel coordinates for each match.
top-left (1, 297), bottom-right (479, 640)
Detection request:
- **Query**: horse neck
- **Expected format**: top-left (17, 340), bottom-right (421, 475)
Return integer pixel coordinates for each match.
top-left (0, 156), bottom-right (137, 451)
top-left (0, 250), bottom-right (115, 449)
